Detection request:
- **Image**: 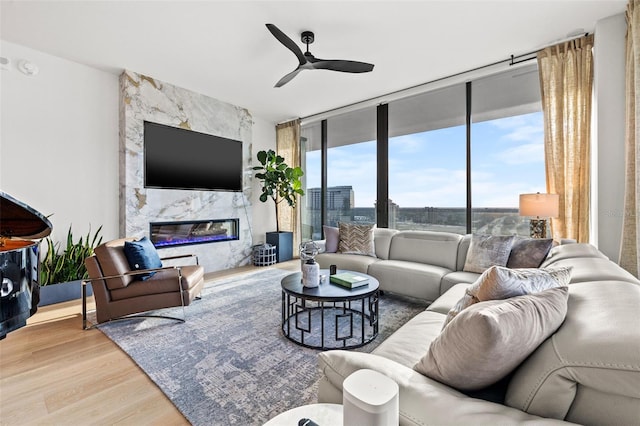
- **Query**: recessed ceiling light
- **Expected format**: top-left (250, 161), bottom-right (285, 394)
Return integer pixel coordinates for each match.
top-left (17, 60), bottom-right (39, 76)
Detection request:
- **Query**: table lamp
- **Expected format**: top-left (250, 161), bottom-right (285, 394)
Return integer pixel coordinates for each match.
top-left (519, 193), bottom-right (559, 238)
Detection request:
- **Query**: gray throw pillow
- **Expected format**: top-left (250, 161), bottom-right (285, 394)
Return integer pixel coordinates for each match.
top-left (443, 265), bottom-right (572, 328)
top-left (338, 222), bottom-right (376, 257)
top-left (463, 234), bottom-right (516, 273)
top-left (323, 225), bottom-right (339, 253)
top-left (415, 286), bottom-right (569, 391)
top-left (507, 237), bottom-right (554, 268)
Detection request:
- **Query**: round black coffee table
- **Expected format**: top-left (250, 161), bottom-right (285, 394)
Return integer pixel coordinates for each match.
top-left (281, 270), bottom-right (379, 350)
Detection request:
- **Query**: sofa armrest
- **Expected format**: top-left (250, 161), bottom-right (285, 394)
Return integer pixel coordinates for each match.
top-left (318, 350), bottom-right (574, 426)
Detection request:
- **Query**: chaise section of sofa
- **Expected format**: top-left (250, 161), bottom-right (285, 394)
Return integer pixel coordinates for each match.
top-left (317, 243), bottom-right (640, 425)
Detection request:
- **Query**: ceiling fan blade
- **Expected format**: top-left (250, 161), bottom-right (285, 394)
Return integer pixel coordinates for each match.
top-left (310, 58), bottom-right (374, 73)
top-left (275, 68), bottom-right (303, 87)
top-left (266, 23), bottom-right (306, 65)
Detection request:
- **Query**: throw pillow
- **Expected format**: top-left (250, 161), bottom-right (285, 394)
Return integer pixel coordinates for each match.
top-left (443, 265), bottom-right (572, 328)
top-left (323, 225), bottom-right (339, 253)
top-left (506, 237), bottom-right (554, 268)
top-left (463, 234), bottom-right (516, 273)
top-left (338, 222), bottom-right (376, 257)
top-left (415, 286), bottom-right (569, 391)
top-left (123, 237), bottom-right (163, 281)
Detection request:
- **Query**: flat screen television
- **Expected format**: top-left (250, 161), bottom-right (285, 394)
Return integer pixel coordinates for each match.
top-left (144, 121), bottom-right (243, 191)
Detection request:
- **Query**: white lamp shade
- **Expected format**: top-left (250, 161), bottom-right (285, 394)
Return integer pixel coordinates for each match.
top-left (519, 193), bottom-right (559, 217)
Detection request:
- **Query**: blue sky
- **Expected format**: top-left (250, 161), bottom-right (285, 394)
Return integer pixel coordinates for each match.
top-left (305, 111), bottom-right (545, 208)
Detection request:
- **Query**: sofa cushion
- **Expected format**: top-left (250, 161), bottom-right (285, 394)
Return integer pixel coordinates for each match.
top-left (323, 225), bottom-right (339, 253)
top-left (540, 243), bottom-right (608, 268)
top-left (372, 310), bottom-right (443, 368)
top-left (455, 234), bottom-right (473, 271)
top-left (506, 237), bottom-right (553, 268)
top-left (338, 222), bottom-right (376, 257)
top-left (316, 252), bottom-right (379, 274)
top-left (444, 265), bottom-right (572, 327)
top-left (414, 286), bottom-right (569, 391)
top-left (505, 281), bottom-right (640, 425)
top-left (440, 271), bottom-right (480, 295)
top-left (541, 257), bottom-right (640, 284)
top-left (463, 234), bottom-right (516, 273)
top-left (372, 228), bottom-right (398, 260)
top-left (388, 231), bottom-right (462, 270)
top-left (368, 260), bottom-right (451, 301)
top-left (123, 236), bottom-right (162, 281)
top-left (427, 284), bottom-right (471, 315)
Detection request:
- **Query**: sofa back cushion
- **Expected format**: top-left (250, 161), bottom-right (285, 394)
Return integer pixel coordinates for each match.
top-left (456, 234), bottom-right (472, 271)
top-left (505, 281), bottom-right (640, 425)
top-left (373, 228), bottom-right (399, 260)
top-left (388, 231), bottom-right (462, 270)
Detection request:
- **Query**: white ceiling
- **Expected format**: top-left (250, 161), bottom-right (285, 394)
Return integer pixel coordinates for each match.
top-left (0, 0), bottom-right (626, 123)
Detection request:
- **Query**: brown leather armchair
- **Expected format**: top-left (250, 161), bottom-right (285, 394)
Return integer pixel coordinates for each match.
top-left (82, 238), bottom-right (204, 329)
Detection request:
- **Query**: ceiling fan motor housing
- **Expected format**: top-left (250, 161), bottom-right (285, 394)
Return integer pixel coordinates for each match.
top-left (301, 31), bottom-right (314, 45)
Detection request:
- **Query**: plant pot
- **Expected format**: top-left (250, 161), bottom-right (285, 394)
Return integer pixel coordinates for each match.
top-left (266, 231), bottom-right (293, 263)
top-left (39, 279), bottom-right (92, 306)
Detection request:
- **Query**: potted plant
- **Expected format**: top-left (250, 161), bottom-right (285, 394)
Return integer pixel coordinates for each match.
top-left (39, 225), bottom-right (103, 306)
top-left (253, 149), bottom-right (304, 262)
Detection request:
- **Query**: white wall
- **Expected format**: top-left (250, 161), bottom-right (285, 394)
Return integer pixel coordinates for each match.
top-left (0, 40), bottom-right (119, 243)
top-left (1, 40), bottom-right (277, 254)
top-left (594, 13), bottom-right (626, 261)
top-left (250, 117), bottom-right (277, 244)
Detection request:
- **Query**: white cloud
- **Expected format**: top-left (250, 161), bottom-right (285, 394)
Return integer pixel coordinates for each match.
top-left (495, 143), bottom-right (544, 165)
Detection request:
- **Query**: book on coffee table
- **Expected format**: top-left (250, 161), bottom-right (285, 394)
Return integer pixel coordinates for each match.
top-left (330, 272), bottom-right (369, 288)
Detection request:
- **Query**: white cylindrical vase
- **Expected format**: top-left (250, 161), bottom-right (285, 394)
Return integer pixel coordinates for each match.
top-left (343, 369), bottom-right (399, 426)
top-left (302, 260), bottom-right (320, 288)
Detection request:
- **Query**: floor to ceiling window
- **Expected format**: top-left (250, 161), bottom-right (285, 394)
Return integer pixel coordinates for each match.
top-left (470, 66), bottom-right (544, 236)
top-left (388, 84), bottom-right (467, 233)
top-left (301, 107), bottom-right (377, 240)
top-left (300, 63), bottom-right (543, 237)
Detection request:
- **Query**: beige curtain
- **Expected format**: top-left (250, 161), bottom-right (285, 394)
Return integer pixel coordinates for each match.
top-left (621, 1), bottom-right (640, 277)
top-left (276, 119), bottom-right (302, 252)
top-left (537, 35), bottom-right (594, 243)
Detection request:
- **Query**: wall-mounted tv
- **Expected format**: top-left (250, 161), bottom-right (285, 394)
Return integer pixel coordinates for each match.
top-left (144, 121), bottom-right (243, 192)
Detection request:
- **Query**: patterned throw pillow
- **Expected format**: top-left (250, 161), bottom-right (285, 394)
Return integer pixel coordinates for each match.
top-left (443, 265), bottom-right (572, 328)
top-left (415, 286), bottom-right (569, 391)
top-left (463, 234), bottom-right (516, 273)
top-left (338, 222), bottom-right (376, 257)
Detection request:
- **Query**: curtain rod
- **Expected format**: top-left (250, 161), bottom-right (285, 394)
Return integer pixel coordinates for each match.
top-left (291, 33), bottom-right (590, 126)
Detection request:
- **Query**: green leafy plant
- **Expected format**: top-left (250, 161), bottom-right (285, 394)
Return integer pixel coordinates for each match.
top-left (40, 225), bottom-right (103, 285)
top-left (253, 149), bottom-right (305, 233)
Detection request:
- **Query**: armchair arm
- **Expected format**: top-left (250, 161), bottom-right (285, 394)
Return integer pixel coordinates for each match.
top-left (161, 253), bottom-right (199, 265)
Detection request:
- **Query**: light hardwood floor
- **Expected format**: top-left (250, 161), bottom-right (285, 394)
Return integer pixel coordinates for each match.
top-left (0, 261), bottom-right (300, 425)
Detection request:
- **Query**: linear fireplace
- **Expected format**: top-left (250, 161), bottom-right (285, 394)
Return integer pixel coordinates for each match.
top-left (150, 219), bottom-right (239, 249)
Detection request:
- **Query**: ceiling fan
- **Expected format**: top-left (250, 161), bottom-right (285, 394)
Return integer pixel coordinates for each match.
top-left (266, 23), bottom-right (375, 88)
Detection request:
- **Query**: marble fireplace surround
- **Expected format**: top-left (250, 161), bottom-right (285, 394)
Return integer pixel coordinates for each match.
top-left (119, 70), bottom-right (253, 272)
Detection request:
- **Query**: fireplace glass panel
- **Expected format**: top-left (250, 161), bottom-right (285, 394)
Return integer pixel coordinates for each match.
top-left (150, 219), bottom-right (239, 248)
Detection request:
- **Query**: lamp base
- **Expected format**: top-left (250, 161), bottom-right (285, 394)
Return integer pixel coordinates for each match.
top-left (529, 219), bottom-right (547, 239)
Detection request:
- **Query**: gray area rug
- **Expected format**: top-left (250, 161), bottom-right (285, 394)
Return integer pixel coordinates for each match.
top-left (97, 268), bottom-right (426, 425)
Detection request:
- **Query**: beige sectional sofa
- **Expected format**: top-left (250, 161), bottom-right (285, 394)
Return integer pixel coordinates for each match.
top-left (315, 229), bottom-right (640, 425)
